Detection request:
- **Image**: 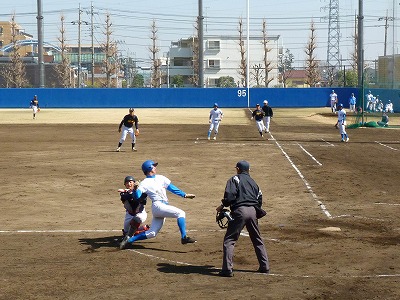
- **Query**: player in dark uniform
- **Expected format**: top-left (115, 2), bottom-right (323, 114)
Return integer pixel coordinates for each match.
top-left (116, 108), bottom-right (139, 152)
top-left (216, 160), bottom-right (269, 277)
top-left (261, 100), bottom-right (273, 133)
top-left (30, 95), bottom-right (40, 119)
top-left (251, 104), bottom-right (265, 137)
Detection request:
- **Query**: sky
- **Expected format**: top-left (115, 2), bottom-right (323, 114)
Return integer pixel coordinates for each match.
top-left (1, 0), bottom-right (398, 68)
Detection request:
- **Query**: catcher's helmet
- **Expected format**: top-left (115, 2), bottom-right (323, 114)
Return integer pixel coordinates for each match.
top-left (124, 175), bottom-right (135, 184)
top-left (216, 209), bottom-right (234, 229)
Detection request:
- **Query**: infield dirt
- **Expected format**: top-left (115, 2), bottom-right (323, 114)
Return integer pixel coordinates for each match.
top-left (0, 108), bottom-right (399, 300)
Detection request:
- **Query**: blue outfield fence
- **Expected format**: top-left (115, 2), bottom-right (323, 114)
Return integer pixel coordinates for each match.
top-left (0, 87), bottom-right (398, 109)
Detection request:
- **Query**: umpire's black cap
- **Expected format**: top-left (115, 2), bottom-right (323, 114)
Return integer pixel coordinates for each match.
top-left (236, 160), bottom-right (250, 172)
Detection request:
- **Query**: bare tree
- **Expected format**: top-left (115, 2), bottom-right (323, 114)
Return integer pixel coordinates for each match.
top-left (0, 14), bottom-right (28, 87)
top-left (261, 19), bottom-right (274, 87)
top-left (278, 49), bottom-right (294, 88)
top-left (350, 13), bottom-right (358, 71)
top-left (102, 13), bottom-right (119, 88)
top-left (237, 17), bottom-right (247, 87)
top-left (149, 20), bottom-right (161, 88)
top-left (55, 15), bottom-right (72, 87)
top-left (251, 63), bottom-right (264, 87)
top-left (304, 20), bottom-right (320, 87)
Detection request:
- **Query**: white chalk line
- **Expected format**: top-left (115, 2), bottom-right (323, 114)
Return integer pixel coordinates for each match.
top-left (374, 202), bottom-right (400, 206)
top-left (375, 141), bottom-right (399, 151)
top-left (127, 248), bottom-right (400, 279)
top-left (269, 133), bottom-right (332, 219)
top-left (297, 143), bottom-right (323, 166)
top-left (320, 138), bottom-right (335, 147)
top-left (1, 228), bottom-right (398, 279)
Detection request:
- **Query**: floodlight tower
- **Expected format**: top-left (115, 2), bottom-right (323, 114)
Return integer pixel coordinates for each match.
top-left (326, 0), bottom-right (341, 85)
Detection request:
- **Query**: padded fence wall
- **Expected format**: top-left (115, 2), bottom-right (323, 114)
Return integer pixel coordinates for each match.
top-left (1, 87), bottom-right (397, 109)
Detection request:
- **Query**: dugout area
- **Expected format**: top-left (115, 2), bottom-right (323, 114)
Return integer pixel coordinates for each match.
top-left (0, 108), bottom-right (399, 299)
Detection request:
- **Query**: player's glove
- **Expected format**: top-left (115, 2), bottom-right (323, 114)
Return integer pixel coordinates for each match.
top-left (334, 123), bottom-right (339, 129)
top-left (135, 130), bottom-right (139, 136)
top-left (37, 108), bottom-right (41, 112)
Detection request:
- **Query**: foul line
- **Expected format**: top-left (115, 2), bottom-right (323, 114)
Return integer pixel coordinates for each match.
top-left (297, 143), bottom-right (322, 166)
top-left (320, 138), bottom-right (335, 147)
top-left (128, 248), bottom-right (400, 279)
top-left (269, 133), bottom-right (332, 219)
top-left (375, 141), bottom-right (398, 151)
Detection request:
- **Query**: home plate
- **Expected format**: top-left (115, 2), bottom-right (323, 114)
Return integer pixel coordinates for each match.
top-left (317, 227), bottom-right (341, 232)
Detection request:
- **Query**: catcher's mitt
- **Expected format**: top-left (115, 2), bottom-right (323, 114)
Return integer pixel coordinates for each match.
top-left (216, 209), bottom-right (234, 229)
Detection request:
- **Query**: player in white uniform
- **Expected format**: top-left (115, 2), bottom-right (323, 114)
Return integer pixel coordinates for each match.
top-left (119, 160), bottom-right (197, 249)
top-left (385, 100), bottom-right (394, 113)
top-left (208, 103), bottom-right (223, 140)
top-left (329, 90), bottom-right (338, 113)
top-left (335, 103), bottom-right (349, 142)
top-left (366, 91), bottom-right (373, 112)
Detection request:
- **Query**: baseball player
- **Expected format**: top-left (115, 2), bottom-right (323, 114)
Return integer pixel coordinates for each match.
top-left (366, 91), bottom-right (373, 112)
top-left (119, 160), bottom-right (197, 250)
top-left (118, 175), bottom-right (149, 238)
top-left (251, 104), bottom-right (265, 138)
top-left (216, 160), bottom-right (269, 277)
top-left (208, 103), bottom-right (223, 140)
top-left (261, 100), bottom-right (273, 133)
top-left (29, 95), bottom-right (40, 119)
top-left (335, 103), bottom-right (349, 142)
top-left (385, 100), bottom-right (394, 113)
top-left (116, 108), bottom-right (139, 152)
top-left (329, 90), bottom-right (338, 113)
top-left (348, 93), bottom-right (356, 112)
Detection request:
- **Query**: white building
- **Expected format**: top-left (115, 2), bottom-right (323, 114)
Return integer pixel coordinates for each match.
top-left (165, 34), bottom-right (280, 87)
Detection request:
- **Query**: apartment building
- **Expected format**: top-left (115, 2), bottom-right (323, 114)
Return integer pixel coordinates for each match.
top-left (166, 34), bottom-right (280, 87)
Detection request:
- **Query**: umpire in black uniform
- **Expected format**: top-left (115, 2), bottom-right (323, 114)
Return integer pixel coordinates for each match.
top-left (217, 160), bottom-right (269, 277)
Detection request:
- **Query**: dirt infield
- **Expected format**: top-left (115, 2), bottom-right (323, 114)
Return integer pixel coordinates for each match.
top-left (0, 108), bottom-right (399, 300)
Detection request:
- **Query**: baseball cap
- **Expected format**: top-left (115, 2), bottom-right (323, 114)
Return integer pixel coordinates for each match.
top-left (141, 160), bottom-right (158, 173)
top-left (263, 100), bottom-right (268, 104)
top-left (236, 160), bottom-right (250, 172)
top-left (256, 104), bottom-right (260, 106)
top-left (129, 108), bottom-right (134, 112)
top-left (214, 103), bottom-right (219, 107)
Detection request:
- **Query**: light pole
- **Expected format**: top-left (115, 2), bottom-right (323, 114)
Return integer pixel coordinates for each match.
top-left (36, 0), bottom-right (44, 87)
top-left (246, 0), bottom-right (250, 107)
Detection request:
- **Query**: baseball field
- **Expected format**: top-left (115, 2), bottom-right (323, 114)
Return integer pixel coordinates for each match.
top-left (0, 108), bottom-right (399, 299)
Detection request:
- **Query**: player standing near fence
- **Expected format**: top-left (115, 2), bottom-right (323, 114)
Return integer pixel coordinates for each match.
top-left (208, 103), bottom-right (224, 140)
top-left (30, 95), bottom-right (40, 119)
top-left (335, 103), bottom-right (349, 142)
top-left (116, 108), bottom-right (139, 152)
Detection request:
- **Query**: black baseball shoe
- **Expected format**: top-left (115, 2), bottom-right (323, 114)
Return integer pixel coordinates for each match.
top-left (218, 270), bottom-right (233, 277)
top-left (181, 236), bottom-right (197, 244)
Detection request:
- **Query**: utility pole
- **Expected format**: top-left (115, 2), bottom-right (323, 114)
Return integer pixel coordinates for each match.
top-left (36, 0), bottom-right (45, 87)
top-left (378, 11), bottom-right (393, 56)
top-left (198, 0), bottom-right (204, 88)
top-left (72, 5), bottom-right (88, 88)
top-left (78, 5), bottom-right (82, 88)
top-left (91, 2), bottom-right (95, 86)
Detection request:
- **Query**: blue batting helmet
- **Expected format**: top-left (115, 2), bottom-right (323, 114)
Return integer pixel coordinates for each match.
top-left (141, 160), bottom-right (158, 174)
